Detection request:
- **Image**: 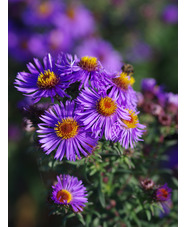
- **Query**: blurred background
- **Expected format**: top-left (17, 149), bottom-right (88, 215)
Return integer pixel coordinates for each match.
top-left (8, 0), bottom-right (178, 226)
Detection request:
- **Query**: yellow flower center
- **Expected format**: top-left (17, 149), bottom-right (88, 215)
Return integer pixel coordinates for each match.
top-left (122, 109), bottom-right (138, 128)
top-left (37, 70), bottom-right (59, 89)
top-left (67, 7), bottom-right (75, 19)
top-left (54, 118), bottom-right (79, 139)
top-left (38, 2), bottom-right (52, 17)
top-left (78, 56), bottom-right (98, 72)
top-left (112, 72), bottom-right (135, 90)
top-left (56, 189), bottom-right (72, 203)
top-left (97, 97), bottom-right (117, 116)
top-left (157, 189), bottom-right (168, 199)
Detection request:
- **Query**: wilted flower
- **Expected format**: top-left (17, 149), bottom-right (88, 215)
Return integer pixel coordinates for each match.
top-left (158, 113), bottom-right (172, 126)
top-left (140, 179), bottom-right (154, 190)
top-left (51, 174), bottom-right (88, 212)
top-left (151, 103), bottom-right (164, 116)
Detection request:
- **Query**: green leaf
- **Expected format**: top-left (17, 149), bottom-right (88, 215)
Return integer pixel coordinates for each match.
top-left (145, 210), bottom-right (151, 221)
top-left (77, 213), bottom-right (85, 226)
top-left (172, 177), bottom-right (178, 187)
top-left (103, 222), bottom-right (108, 227)
top-left (150, 204), bottom-right (154, 216)
top-left (131, 212), bottom-right (141, 227)
top-left (90, 168), bottom-right (97, 176)
top-left (98, 175), bottom-right (106, 208)
top-left (93, 217), bottom-right (100, 227)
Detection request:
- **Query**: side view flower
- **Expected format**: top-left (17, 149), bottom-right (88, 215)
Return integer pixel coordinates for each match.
top-left (51, 174), bottom-right (88, 212)
top-left (14, 53), bottom-right (70, 103)
top-left (37, 100), bottom-right (98, 161)
top-left (106, 69), bottom-right (137, 108)
top-left (111, 108), bottom-right (146, 148)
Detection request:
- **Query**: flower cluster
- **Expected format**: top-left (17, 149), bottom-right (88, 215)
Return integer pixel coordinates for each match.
top-left (9, 0), bottom-right (122, 74)
top-left (14, 51), bottom-right (146, 212)
top-left (137, 78), bottom-right (178, 127)
top-left (140, 179), bottom-right (172, 215)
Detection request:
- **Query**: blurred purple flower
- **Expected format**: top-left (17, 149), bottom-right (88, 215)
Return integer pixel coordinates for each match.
top-left (8, 26), bottom-right (32, 62)
top-left (76, 38), bottom-right (123, 73)
top-left (141, 78), bottom-right (167, 106)
top-left (154, 85), bottom-right (167, 106)
top-left (46, 29), bottom-right (73, 56)
top-left (21, 0), bottom-right (64, 27)
top-left (162, 5), bottom-right (178, 24)
top-left (8, 124), bottom-right (22, 141)
top-left (27, 34), bottom-right (48, 58)
top-left (156, 183), bottom-right (172, 202)
top-left (166, 92), bottom-right (178, 107)
top-left (161, 144), bottom-right (178, 170)
top-left (159, 199), bottom-right (172, 217)
top-left (141, 78), bottom-right (156, 92)
top-left (53, 4), bottom-right (95, 39)
top-left (126, 41), bottom-right (152, 63)
top-left (166, 92), bottom-right (178, 114)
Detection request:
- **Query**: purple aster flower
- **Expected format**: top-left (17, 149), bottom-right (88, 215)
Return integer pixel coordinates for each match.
top-left (166, 92), bottom-right (178, 114)
top-left (141, 78), bottom-right (157, 92)
top-left (154, 85), bottom-right (167, 106)
top-left (57, 53), bottom-right (108, 90)
top-left (162, 4), bottom-right (178, 24)
top-left (37, 101), bottom-right (98, 161)
top-left (141, 78), bottom-right (167, 106)
top-left (155, 183), bottom-right (172, 202)
top-left (76, 38), bottom-right (123, 73)
top-left (51, 174), bottom-right (88, 212)
top-left (8, 124), bottom-right (22, 141)
top-left (14, 53), bottom-right (70, 103)
top-left (166, 92), bottom-right (178, 107)
top-left (111, 108), bottom-right (146, 148)
top-left (26, 34), bottom-right (48, 58)
top-left (159, 199), bottom-right (172, 217)
top-left (136, 92), bottom-right (144, 107)
top-left (21, 0), bottom-right (64, 27)
top-left (105, 70), bottom-right (137, 109)
top-left (161, 144), bottom-right (178, 171)
top-left (53, 4), bottom-right (95, 39)
top-left (125, 41), bottom-right (152, 63)
top-left (46, 29), bottom-right (73, 56)
top-left (76, 86), bottom-right (130, 140)
top-left (8, 26), bottom-right (32, 62)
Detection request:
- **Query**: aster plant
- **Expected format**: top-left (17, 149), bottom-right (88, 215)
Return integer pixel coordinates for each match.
top-left (13, 52), bottom-right (177, 227)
